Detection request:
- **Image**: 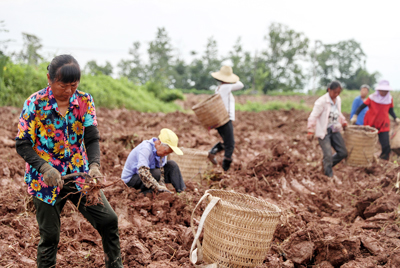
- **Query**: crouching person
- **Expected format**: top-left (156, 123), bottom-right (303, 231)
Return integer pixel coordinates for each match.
top-left (121, 128), bottom-right (186, 194)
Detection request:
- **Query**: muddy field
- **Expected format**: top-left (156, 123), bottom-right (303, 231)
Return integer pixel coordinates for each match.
top-left (1, 94), bottom-right (400, 267)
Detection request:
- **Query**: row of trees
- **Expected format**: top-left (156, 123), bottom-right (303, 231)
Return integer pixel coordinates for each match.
top-left (1, 21), bottom-right (379, 93)
top-left (89, 24), bottom-right (380, 92)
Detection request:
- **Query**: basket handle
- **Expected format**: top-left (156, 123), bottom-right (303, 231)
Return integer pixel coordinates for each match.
top-left (190, 192), bottom-right (221, 265)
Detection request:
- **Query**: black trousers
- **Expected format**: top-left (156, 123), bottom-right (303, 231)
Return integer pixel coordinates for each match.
top-left (318, 129), bottom-right (348, 177)
top-left (378, 131), bottom-right (391, 160)
top-left (33, 178), bottom-right (122, 268)
top-left (216, 120), bottom-right (235, 159)
top-left (126, 160), bottom-right (186, 193)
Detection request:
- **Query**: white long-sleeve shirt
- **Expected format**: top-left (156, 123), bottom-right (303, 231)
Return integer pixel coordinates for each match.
top-left (215, 81), bottom-right (244, 121)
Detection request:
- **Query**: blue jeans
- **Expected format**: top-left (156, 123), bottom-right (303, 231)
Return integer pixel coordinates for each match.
top-left (318, 129), bottom-right (348, 177)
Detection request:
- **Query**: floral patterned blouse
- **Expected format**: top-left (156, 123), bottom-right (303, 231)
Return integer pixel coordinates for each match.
top-left (16, 86), bottom-right (97, 205)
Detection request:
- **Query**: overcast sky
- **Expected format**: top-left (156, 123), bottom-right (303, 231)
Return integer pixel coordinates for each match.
top-left (1, 0), bottom-right (400, 89)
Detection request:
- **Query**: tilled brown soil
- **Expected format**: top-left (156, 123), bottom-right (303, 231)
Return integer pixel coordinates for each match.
top-left (1, 97), bottom-right (400, 267)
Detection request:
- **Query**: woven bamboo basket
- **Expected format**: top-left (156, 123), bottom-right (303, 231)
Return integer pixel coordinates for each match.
top-left (169, 148), bottom-right (209, 181)
top-left (190, 189), bottom-right (281, 268)
top-left (344, 125), bottom-right (378, 167)
top-left (192, 94), bottom-right (230, 130)
top-left (390, 125), bottom-right (400, 155)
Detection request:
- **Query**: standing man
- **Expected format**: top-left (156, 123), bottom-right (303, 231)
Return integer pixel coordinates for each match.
top-left (121, 128), bottom-right (186, 194)
top-left (350, 84), bottom-right (370, 125)
top-left (207, 66), bottom-right (244, 171)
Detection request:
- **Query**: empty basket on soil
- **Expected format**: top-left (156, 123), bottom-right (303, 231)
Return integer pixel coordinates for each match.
top-left (192, 94), bottom-right (230, 130)
top-left (169, 147), bottom-right (209, 181)
top-left (344, 125), bottom-right (378, 167)
top-left (190, 189), bottom-right (281, 268)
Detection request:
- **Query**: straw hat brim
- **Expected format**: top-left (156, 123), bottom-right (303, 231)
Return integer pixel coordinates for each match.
top-left (211, 71), bottom-right (239, 83)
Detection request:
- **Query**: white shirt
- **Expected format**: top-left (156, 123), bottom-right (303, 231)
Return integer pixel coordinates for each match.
top-left (215, 81), bottom-right (244, 121)
top-left (328, 95), bottom-right (339, 128)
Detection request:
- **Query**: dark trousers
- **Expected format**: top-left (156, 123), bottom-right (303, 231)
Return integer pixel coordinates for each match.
top-left (126, 160), bottom-right (186, 193)
top-left (318, 129), bottom-right (348, 177)
top-left (216, 120), bottom-right (235, 159)
top-left (378, 131), bottom-right (391, 160)
top-left (33, 178), bottom-right (122, 268)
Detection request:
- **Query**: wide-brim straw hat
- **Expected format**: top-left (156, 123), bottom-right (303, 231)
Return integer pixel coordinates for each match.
top-left (211, 66), bottom-right (239, 83)
top-left (375, 80), bottom-right (393, 91)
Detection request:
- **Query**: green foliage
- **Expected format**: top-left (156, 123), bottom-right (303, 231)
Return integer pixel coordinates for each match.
top-left (0, 61), bottom-right (47, 106)
top-left (179, 88), bottom-right (215, 95)
top-left (17, 33), bottom-right (43, 65)
top-left (236, 100), bottom-right (310, 112)
top-left (144, 80), bottom-right (165, 96)
top-left (266, 91), bottom-right (306, 96)
top-left (314, 39), bottom-right (376, 89)
top-left (258, 23), bottom-right (309, 93)
top-left (0, 61), bottom-right (181, 112)
top-left (0, 20), bottom-right (11, 54)
top-left (144, 81), bottom-right (184, 102)
top-left (147, 27), bottom-right (174, 86)
top-left (0, 52), bottom-right (9, 92)
top-left (75, 75), bottom-right (181, 112)
top-left (178, 88), bottom-right (253, 96)
top-left (229, 37), bottom-right (254, 89)
top-left (343, 68), bottom-right (380, 90)
top-left (159, 89), bottom-right (184, 102)
top-left (118, 41), bottom-right (146, 84)
top-left (84, 60), bottom-right (113, 76)
top-left (116, 25), bottom-right (378, 94)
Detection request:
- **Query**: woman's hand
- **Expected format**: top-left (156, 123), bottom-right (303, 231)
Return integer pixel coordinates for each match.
top-left (396, 118), bottom-right (400, 125)
top-left (350, 115), bottom-right (358, 125)
top-left (307, 132), bottom-right (314, 141)
top-left (89, 163), bottom-right (103, 183)
top-left (39, 163), bottom-right (63, 189)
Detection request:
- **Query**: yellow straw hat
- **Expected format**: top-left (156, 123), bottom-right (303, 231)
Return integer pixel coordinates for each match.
top-left (211, 66), bottom-right (239, 83)
top-left (158, 128), bottom-right (183, 155)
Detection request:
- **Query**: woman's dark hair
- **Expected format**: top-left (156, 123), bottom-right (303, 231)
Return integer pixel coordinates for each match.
top-left (327, 81), bottom-right (342, 92)
top-left (47, 55), bottom-right (81, 83)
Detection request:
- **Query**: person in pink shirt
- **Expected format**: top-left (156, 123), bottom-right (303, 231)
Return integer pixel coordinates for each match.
top-left (307, 81), bottom-right (348, 177)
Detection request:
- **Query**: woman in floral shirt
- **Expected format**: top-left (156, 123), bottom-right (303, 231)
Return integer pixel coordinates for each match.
top-left (15, 55), bottom-right (122, 268)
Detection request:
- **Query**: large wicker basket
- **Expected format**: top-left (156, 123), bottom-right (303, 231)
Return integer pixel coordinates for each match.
top-left (190, 189), bottom-right (281, 268)
top-left (344, 125), bottom-right (378, 167)
top-left (390, 125), bottom-right (400, 155)
top-left (169, 148), bottom-right (209, 181)
top-left (192, 94), bottom-right (230, 130)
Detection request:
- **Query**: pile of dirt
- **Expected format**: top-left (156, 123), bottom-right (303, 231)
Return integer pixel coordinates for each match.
top-left (1, 100), bottom-right (400, 267)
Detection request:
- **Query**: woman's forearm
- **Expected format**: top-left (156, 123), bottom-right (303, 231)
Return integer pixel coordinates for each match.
top-left (354, 103), bottom-right (367, 116)
top-left (16, 139), bottom-right (47, 171)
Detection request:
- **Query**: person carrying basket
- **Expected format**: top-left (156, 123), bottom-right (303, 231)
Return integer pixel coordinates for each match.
top-left (351, 80), bottom-right (400, 160)
top-left (207, 66), bottom-right (244, 171)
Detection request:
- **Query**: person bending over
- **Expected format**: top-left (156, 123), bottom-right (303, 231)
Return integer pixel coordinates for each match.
top-left (121, 128), bottom-right (186, 194)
